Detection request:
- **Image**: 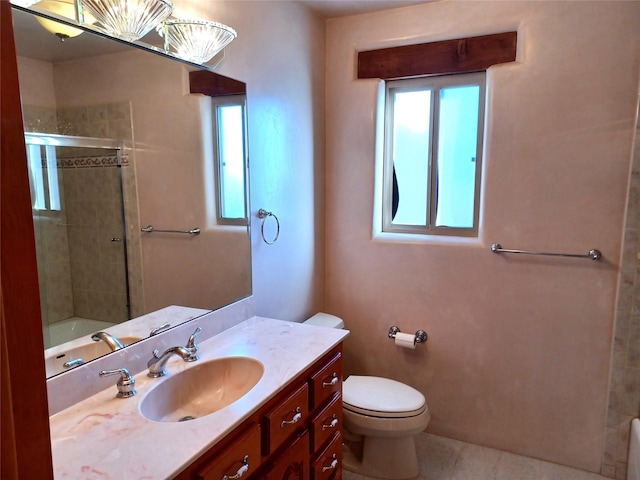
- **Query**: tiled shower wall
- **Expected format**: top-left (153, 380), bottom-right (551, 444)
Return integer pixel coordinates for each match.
top-left (603, 97), bottom-right (640, 479)
top-left (23, 102), bottom-right (144, 328)
top-left (61, 156), bottom-right (130, 323)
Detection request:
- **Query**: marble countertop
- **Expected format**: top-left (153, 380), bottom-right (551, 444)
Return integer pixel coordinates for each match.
top-left (49, 317), bottom-right (349, 480)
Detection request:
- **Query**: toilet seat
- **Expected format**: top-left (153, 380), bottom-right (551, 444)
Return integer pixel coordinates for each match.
top-left (343, 375), bottom-right (426, 418)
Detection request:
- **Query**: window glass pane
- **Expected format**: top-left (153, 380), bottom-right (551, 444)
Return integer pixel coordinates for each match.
top-left (391, 89), bottom-right (431, 226)
top-left (435, 85), bottom-right (479, 228)
top-left (217, 104), bottom-right (246, 219)
top-left (45, 145), bottom-right (61, 211)
top-left (27, 144), bottom-right (46, 210)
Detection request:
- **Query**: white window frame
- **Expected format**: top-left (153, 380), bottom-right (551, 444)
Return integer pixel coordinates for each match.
top-left (26, 143), bottom-right (61, 212)
top-left (382, 72), bottom-right (486, 237)
top-left (212, 94), bottom-right (249, 226)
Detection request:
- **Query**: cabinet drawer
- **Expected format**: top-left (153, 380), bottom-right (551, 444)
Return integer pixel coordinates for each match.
top-left (309, 353), bottom-right (342, 410)
top-left (263, 382), bottom-right (309, 456)
top-left (265, 429), bottom-right (310, 480)
top-left (196, 424), bottom-right (261, 480)
top-left (310, 394), bottom-right (342, 453)
top-left (311, 432), bottom-right (341, 480)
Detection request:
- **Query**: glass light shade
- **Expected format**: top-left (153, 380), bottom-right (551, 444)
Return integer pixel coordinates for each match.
top-left (81, 0), bottom-right (173, 42)
top-left (34, 0), bottom-right (95, 39)
top-left (10, 0), bottom-right (41, 6)
top-left (159, 19), bottom-right (236, 64)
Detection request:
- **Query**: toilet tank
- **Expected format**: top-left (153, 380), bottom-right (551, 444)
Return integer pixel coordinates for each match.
top-left (304, 312), bottom-right (344, 329)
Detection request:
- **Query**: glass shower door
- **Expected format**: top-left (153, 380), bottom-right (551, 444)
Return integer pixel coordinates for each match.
top-left (25, 133), bottom-right (131, 348)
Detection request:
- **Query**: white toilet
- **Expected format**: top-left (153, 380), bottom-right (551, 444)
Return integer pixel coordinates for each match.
top-left (304, 313), bottom-right (431, 480)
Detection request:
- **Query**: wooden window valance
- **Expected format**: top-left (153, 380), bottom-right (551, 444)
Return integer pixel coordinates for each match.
top-left (189, 70), bottom-right (246, 97)
top-left (357, 31), bottom-right (517, 80)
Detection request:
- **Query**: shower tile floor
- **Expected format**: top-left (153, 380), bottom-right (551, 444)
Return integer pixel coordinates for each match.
top-left (342, 432), bottom-right (610, 480)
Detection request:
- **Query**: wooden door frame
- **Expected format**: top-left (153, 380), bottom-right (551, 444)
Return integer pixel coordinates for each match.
top-left (1, 0), bottom-right (54, 477)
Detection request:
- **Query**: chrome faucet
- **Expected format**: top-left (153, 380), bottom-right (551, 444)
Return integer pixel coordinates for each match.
top-left (147, 327), bottom-right (202, 378)
top-left (91, 331), bottom-right (125, 351)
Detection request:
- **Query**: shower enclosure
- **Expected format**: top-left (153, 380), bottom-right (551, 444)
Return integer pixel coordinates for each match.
top-left (25, 133), bottom-right (132, 348)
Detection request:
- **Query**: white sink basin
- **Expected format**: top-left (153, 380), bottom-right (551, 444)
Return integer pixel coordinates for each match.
top-left (139, 357), bottom-right (264, 423)
top-left (45, 336), bottom-right (141, 377)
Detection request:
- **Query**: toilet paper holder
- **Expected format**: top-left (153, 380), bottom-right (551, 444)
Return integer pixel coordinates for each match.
top-left (388, 326), bottom-right (428, 345)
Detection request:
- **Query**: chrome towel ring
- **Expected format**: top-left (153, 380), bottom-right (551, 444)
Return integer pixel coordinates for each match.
top-left (257, 209), bottom-right (280, 245)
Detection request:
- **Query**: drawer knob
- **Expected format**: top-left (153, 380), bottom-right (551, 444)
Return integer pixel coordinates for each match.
top-left (321, 454), bottom-right (339, 473)
top-left (281, 407), bottom-right (302, 428)
top-left (322, 414), bottom-right (339, 431)
top-left (322, 373), bottom-right (339, 388)
top-left (222, 455), bottom-right (250, 480)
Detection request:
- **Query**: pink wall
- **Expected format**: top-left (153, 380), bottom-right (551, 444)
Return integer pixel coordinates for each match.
top-left (325, 1), bottom-right (640, 473)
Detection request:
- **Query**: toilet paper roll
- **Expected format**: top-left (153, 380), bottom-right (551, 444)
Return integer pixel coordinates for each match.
top-left (394, 332), bottom-right (416, 349)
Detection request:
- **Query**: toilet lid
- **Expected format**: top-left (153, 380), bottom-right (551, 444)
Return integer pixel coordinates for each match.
top-left (343, 375), bottom-right (426, 418)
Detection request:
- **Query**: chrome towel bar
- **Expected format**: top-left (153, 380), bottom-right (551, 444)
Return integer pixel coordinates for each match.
top-left (141, 225), bottom-right (200, 235)
top-left (490, 243), bottom-right (601, 260)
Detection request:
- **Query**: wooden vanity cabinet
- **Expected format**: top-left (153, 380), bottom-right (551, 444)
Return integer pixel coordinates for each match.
top-left (176, 344), bottom-right (343, 480)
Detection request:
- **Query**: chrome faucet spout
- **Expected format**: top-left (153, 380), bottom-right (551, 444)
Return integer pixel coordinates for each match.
top-left (147, 346), bottom-right (195, 378)
top-left (91, 331), bottom-right (125, 351)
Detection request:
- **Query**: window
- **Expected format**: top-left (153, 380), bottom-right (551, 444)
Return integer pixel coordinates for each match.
top-left (26, 143), bottom-right (61, 212)
top-left (212, 95), bottom-right (248, 225)
top-left (382, 72), bottom-right (485, 236)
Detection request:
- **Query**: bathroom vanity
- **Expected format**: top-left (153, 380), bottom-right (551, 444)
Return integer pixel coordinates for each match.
top-left (48, 317), bottom-right (348, 479)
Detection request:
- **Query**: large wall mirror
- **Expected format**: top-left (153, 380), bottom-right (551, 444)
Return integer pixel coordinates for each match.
top-left (11, 5), bottom-right (252, 378)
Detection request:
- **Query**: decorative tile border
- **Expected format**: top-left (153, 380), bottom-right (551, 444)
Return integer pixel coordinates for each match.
top-left (59, 155), bottom-right (129, 168)
top-left (39, 155), bottom-right (129, 168)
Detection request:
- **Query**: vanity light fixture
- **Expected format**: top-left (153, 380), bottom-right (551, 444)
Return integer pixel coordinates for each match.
top-left (29, 0), bottom-right (96, 40)
top-left (157, 18), bottom-right (237, 65)
top-left (10, 0), bottom-right (41, 6)
top-left (81, 0), bottom-right (173, 42)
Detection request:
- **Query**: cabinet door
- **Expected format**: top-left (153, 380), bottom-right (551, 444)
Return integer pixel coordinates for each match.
top-left (263, 383), bottom-right (309, 455)
top-left (265, 430), bottom-right (310, 480)
top-left (196, 424), bottom-right (261, 480)
top-left (309, 354), bottom-right (342, 410)
top-left (311, 433), bottom-right (341, 480)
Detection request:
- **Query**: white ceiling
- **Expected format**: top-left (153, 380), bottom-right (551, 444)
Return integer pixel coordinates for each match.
top-left (298, 0), bottom-right (433, 18)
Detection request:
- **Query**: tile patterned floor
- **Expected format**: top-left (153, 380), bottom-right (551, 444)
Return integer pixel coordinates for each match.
top-left (342, 433), bottom-right (610, 480)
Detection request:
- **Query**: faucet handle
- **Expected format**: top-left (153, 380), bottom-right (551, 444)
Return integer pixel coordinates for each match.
top-left (186, 326), bottom-right (202, 348)
top-left (185, 327), bottom-right (202, 361)
top-left (99, 368), bottom-right (136, 398)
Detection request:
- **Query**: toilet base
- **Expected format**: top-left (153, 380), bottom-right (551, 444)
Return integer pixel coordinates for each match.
top-left (342, 434), bottom-right (420, 480)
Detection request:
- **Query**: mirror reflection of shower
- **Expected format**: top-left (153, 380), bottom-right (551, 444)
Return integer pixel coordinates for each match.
top-left (25, 133), bottom-right (134, 348)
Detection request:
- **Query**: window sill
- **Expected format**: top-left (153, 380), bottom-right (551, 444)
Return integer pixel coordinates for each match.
top-left (372, 231), bottom-right (483, 247)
